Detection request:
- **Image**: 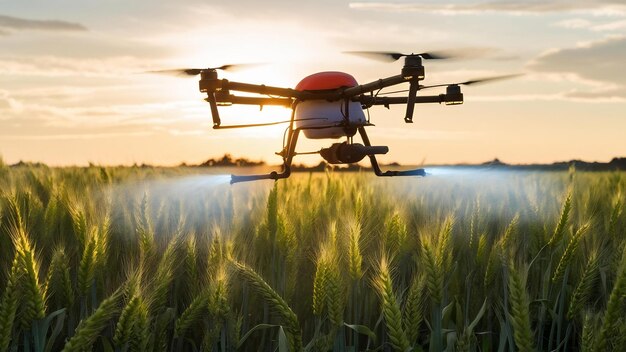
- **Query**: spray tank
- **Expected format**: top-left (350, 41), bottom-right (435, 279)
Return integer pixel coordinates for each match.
top-left (294, 72), bottom-right (367, 139)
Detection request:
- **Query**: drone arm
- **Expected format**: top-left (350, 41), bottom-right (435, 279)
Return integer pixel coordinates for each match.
top-left (211, 75), bottom-right (415, 101)
top-left (341, 75), bottom-right (407, 98)
top-left (220, 80), bottom-right (303, 99)
top-left (222, 75), bottom-right (409, 101)
top-left (221, 80), bottom-right (342, 101)
top-left (355, 94), bottom-right (447, 107)
top-left (215, 93), bottom-right (293, 107)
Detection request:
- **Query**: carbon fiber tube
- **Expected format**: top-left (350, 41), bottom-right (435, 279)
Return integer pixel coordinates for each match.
top-left (360, 145), bottom-right (389, 155)
top-left (230, 171), bottom-right (292, 184)
top-left (385, 168), bottom-right (426, 176)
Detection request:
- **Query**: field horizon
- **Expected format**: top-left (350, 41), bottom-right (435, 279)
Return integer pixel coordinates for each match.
top-left (3, 154), bottom-right (626, 171)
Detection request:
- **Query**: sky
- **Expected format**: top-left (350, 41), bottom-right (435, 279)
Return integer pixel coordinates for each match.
top-left (1, 0), bottom-right (625, 166)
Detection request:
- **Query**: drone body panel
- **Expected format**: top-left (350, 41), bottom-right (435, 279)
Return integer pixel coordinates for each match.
top-left (295, 72), bottom-right (366, 139)
top-left (295, 71), bottom-right (358, 91)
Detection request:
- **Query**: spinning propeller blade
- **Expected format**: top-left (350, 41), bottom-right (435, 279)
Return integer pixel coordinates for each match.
top-left (420, 74), bottom-right (523, 89)
top-left (147, 68), bottom-right (202, 76)
top-left (344, 50), bottom-right (454, 62)
top-left (146, 63), bottom-right (261, 76)
top-left (344, 48), bottom-right (496, 62)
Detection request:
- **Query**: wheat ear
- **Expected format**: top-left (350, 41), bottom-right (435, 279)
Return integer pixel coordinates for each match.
top-left (507, 261), bottom-right (534, 352)
top-left (62, 287), bottom-right (124, 352)
top-left (0, 256), bottom-right (22, 351)
top-left (372, 255), bottom-right (410, 352)
top-left (547, 190), bottom-right (572, 247)
top-left (230, 260), bottom-right (302, 351)
top-left (552, 223), bottom-right (590, 283)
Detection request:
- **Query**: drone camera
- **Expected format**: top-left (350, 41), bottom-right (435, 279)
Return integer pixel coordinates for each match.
top-left (445, 84), bottom-right (464, 105)
top-left (320, 142), bottom-right (389, 164)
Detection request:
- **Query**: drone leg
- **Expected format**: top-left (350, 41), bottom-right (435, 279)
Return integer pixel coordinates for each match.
top-left (205, 92), bottom-right (221, 127)
top-left (357, 127), bottom-right (426, 177)
top-left (278, 127), bottom-right (301, 177)
top-left (230, 129), bottom-right (300, 184)
top-left (357, 126), bottom-right (384, 176)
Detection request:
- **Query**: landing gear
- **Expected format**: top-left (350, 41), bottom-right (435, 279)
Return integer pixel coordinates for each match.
top-left (358, 127), bottom-right (426, 177)
top-left (230, 111), bottom-right (425, 184)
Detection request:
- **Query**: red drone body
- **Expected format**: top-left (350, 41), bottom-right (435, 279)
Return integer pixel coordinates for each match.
top-left (295, 72), bottom-right (367, 139)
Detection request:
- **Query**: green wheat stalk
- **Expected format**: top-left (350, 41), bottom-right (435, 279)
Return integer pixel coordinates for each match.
top-left (567, 250), bottom-right (599, 319)
top-left (62, 287), bottom-right (124, 352)
top-left (421, 239), bottom-right (443, 305)
top-left (44, 247), bottom-right (74, 310)
top-left (77, 230), bottom-right (97, 297)
top-left (594, 248), bottom-right (626, 351)
top-left (229, 259), bottom-right (302, 351)
top-left (113, 295), bottom-right (141, 348)
top-left (552, 222), bottom-right (590, 283)
top-left (10, 218), bottom-right (46, 329)
top-left (348, 221), bottom-right (363, 281)
top-left (547, 190), bottom-right (572, 247)
top-left (507, 260), bottom-right (534, 352)
top-left (175, 291), bottom-right (210, 337)
top-left (372, 255), bottom-right (410, 352)
top-left (0, 256), bottom-right (22, 351)
top-left (403, 272), bottom-right (425, 345)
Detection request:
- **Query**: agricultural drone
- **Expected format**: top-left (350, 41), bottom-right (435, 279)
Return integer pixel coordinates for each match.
top-left (153, 51), bottom-right (518, 184)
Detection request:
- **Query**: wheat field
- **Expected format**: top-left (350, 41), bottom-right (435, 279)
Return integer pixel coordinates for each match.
top-left (0, 162), bottom-right (625, 351)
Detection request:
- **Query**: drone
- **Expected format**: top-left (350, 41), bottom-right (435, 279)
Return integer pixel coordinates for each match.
top-left (153, 51), bottom-right (518, 184)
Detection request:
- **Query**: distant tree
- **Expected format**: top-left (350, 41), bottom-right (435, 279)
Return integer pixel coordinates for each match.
top-left (198, 154), bottom-right (265, 167)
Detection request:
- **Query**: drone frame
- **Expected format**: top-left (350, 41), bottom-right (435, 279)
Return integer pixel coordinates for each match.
top-left (197, 56), bottom-right (464, 184)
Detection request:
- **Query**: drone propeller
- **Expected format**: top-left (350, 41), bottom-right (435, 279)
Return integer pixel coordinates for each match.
top-left (344, 47), bottom-right (500, 62)
top-left (146, 63), bottom-right (261, 76)
top-left (344, 50), bottom-right (455, 62)
top-left (376, 74), bottom-right (522, 96)
top-left (419, 74), bottom-right (523, 89)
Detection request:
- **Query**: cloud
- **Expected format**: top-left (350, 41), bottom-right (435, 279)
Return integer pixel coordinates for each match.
top-left (0, 56), bottom-right (157, 77)
top-left (529, 36), bottom-right (626, 85)
top-left (0, 106), bottom-right (205, 141)
top-left (0, 90), bottom-right (23, 111)
top-left (564, 87), bottom-right (626, 101)
top-left (0, 14), bottom-right (87, 35)
top-left (554, 17), bottom-right (626, 31)
top-left (528, 36), bottom-right (626, 99)
top-left (554, 18), bottom-right (594, 29)
top-left (471, 91), bottom-right (626, 102)
top-left (0, 86), bottom-right (215, 137)
top-left (0, 131), bottom-right (152, 141)
top-left (349, 1), bottom-right (626, 16)
top-left (592, 19), bottom-right (626, 31)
